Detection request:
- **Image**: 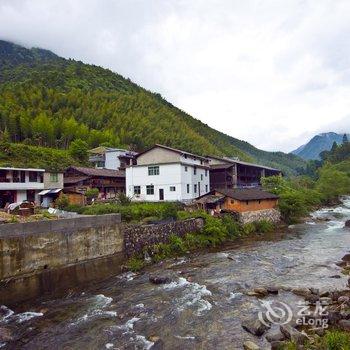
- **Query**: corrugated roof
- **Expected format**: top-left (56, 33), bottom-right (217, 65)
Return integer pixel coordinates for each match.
top-left (67, 166), bottom-right (125, 178)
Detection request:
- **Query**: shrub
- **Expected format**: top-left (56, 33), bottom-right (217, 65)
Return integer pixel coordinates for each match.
top-left (117, 192), bottom-right (131, 205)
top-left (168, 234), bottom-right (186, 254)
top-left (126, 256), bottom-right (145, 272)
top-left (242, 222), bottom-right (256, 235)
top-left (254, 220), bottom-right (275, 233)
top-left (322, 330), bottom-right (350, 350)
top-left (85, 188), bottom-right (99, 200)
top-left (55, 194), bottom-right (69, 210)
top-left (64, 204), bottom-right (85, 214)
top-left (221, 214), bottom-right (241, 237)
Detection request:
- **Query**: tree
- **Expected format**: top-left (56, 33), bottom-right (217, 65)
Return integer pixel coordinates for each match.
top-left (343, 133), bottom-right (349, 144)
top-left (69, 139), bottom-right (88, 162)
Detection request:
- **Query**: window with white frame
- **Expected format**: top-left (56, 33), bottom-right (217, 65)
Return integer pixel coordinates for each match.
top-left (187, 184), bottom-right (190, 193)
top-left (148, 166), bottom-right (159, 176)
top-left (170, 186), bottom-right (176, 192)
top-left (146, 185), bottom-right (154, 195)
top-left (184, 166), bottom-right (188, 172)
top-left (134, 186), bottom-right (141, 195)
top-left (194, 184), bottom-right (197, 193)
top-left (205, 185), bottom-right (208, 192)
top-left (194, 167), bottom-right (197, 175)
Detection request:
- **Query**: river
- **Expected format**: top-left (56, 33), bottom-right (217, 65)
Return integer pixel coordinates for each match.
top-left (1, 197), bottom-right (350, 349)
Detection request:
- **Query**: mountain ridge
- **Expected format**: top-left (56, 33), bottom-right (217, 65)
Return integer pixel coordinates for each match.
top-left (291, 132), bottom-right (349, 160)
top-left (0, 40), bottom-right (305, 174)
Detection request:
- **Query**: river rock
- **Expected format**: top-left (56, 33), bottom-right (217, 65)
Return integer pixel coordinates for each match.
top-left (266, 286), bottom-right (279, 295)
top-left (280, 325), bottom-right (308, 345)
top-left (243, 340), bottom-right (260, 350)
top-left (345, 220), bottom-right (350, 228)
top-left (253, 287), bottom-right (269, 297)
top-left (242, 318), bottom-right (270, 336)
top-left (291, 288), bottom-right (311, 297)
top-left (338, 319), bottom-right (350, 331)
top-left (330, 275), bottom-right (342, 279)
top-left (149, 276), bottom-right (171, 284)
top-left (265, 329), bottom-right (285, 342)
top-left (342, 254), bottom-right (350, 262)
top-left (0, 327), bottom-right (13, 342)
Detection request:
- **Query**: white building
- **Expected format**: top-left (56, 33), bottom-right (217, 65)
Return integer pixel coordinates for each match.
top-left (126, 144), bottom-right (210, 202)
top-left (0, 167), bottom-right (63, 208)
top-left (88, 146), bottom-right (137, 170)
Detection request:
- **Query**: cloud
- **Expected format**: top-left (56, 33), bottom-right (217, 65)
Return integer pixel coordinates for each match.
top-left (0, 0), bottom-right (349, 152)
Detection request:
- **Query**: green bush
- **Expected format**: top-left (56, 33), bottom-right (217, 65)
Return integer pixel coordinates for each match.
top-left (254, 220), bottom-right (275, 233)
top-left (221, 214), bottom-right (241, 237)
top-left (126, 256), bottom-right (145, 272)
top-left (323, 330), bottom-right (350, 350)
top-left (242, 222), bottom-right (256, 235)
top-left (168, 234), bottom-right (186, 254)
top-left (202, 216), bottom-right (228, 245)
top-left (64, 204), bottom-right (85, 214)
top-left (85, 188), bottom-right (99, 200)
top-left (55, 194), bottom-right (69, 210)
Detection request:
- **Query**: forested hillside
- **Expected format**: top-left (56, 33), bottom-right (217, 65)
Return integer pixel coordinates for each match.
top-left (0, 40), bottom-right (305, 174)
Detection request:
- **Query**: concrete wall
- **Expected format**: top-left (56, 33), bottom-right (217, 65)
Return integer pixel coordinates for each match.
top-left (0, 214), bottom-right (123, 305)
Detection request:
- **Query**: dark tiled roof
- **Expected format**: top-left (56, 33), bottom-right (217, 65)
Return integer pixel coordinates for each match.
top-left (136, 144), bottom-right (209, 161)
top-left (67, 166), bottom-right (125, 178)
top-left (216, 188), bottom-right (279, 201)
top-left (64, 176), bottom-right (89, 184)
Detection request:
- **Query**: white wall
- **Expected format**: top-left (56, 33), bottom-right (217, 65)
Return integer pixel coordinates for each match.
top-left (126, 163), bottom-right (210, 202)
top-left (105, 151), bottom-right (121, 170)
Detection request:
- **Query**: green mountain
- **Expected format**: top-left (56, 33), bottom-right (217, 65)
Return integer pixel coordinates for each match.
top-left (0, 40), bottom-right (305, 174)
top-left (292, 132), bottom-right (349, 160)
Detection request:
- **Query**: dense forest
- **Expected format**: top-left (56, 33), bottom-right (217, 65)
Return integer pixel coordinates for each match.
top-left (0, 40), bottom-right (305, 173)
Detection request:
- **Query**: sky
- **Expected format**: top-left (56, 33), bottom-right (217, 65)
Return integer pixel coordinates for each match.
top-left (0, 0), bottom-right (350, 152)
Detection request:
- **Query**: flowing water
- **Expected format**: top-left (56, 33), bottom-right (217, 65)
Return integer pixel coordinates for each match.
top-left (2, 197), bottom-right (350, 350)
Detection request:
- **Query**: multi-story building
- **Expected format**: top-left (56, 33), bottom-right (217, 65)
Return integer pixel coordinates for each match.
top-left (126, 144), bottom-right (210, 202)
top-left (207, 155), bottom-right (282, 190)
top-left (88, 146), bottom-right (137, 171)
top-left (0, 167), bottom-right (63, 208)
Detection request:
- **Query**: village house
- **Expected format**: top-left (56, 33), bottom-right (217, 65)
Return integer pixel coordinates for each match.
top-left (63, 166), bottom-right (125, 201)
top-left (126, 144), bottom-right (210, 202)
top-left (0, 167), bottom-right (63, 208)
top-left (88, 146), bottom-right (137, 170)
top-left (195, 188), bottom-right (280, 224)
top-left (207, 155), bottom-right (282, 189)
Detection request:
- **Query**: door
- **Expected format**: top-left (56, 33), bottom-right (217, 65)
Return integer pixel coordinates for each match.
top-left (159, 188), bottom-right (164, 201)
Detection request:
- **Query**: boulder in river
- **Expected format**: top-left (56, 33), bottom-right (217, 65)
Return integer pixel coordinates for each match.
top-left (342, 253), bottom-right (350, 262)
top-left (253, 287), bottom-right (269, 297)
top-left (270, 341), bottom-right (286, 350)
top-left (242, 317), bottom-right (270, 336)
top-left (149, 276), bottom-right (171, 284)
top-left (280, 325), bottom-right (308, 345)
top-left (345, 220), bottom-right (350, 228)
top-left (243, 340), bottom-right (260, 350)
top-left (265, 328), bottom-right (285, 342)
top-left (265, 286), bottom-right (279, 295)
top-left (291, 287), bottom-right (311, 297)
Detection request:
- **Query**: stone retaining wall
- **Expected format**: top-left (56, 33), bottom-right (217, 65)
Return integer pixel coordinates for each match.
top-left (237, 208), bottom-right (281, 224)
top-left (124, 218), bottom-right (204, 257)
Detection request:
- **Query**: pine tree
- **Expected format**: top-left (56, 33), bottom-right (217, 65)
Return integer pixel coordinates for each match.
top-left (343, 133), bottom-right (349, 144)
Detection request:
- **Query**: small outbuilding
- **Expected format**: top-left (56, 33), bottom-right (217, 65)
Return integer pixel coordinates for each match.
top-left (195, 188), bottom-right (280, 224)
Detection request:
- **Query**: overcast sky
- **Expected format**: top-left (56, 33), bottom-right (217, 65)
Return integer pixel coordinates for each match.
top-left (1, 0), bottom-right (349, 152)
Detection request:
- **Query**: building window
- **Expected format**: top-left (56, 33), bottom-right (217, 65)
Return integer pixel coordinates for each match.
top-left (146, 185), bottom-right (154, 195)
top-left (201, 174), bottom-right (203, 180)
top-left (194, 167), bottom-right (197, 175)
top-left (187, 184), bottom-right (190, 193)
top-left (205, 185), bottom-right (208, 192)
top-left (185, 166), bottom-right (188, 172)
top-left (50, 173), bottom-right (58, 182)
top-left (194, 184), bottom-right (197, 193)
top-left (231, 200), bottom-right (235, 204)
top-left (170, 186), bottom-right (176, 192)
top-left (134, 186), bottom-right (141, 195)
top-left (205, 169), bottom-right (208, 177)
top-left (148, 166), bottom-right (159, 176)
top-left (258, 200), bottom-right (261, 204)
top-left (246, 200), bottom-right (249, 205)
top-left (29, 171), bottom-right (38, 182)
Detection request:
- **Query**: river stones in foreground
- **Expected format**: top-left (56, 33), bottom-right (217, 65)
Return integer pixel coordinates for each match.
top-left (280, 325), bottom-right (309, 345)
top-left (291, 287), bottom-right (312, 297)
top-left (338, 319), bottom-right (350, 331)
top-left (149, 276), bottom-right (171, 284)
top-left (242, 317), bottom-right (270, 336)
top-left (243, 340), bottom-right (260, 350)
